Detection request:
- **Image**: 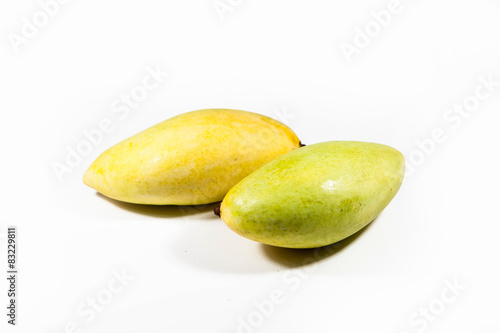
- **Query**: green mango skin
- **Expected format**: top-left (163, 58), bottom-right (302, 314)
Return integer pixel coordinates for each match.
top-left (220, 141), bottom-right (405, 249)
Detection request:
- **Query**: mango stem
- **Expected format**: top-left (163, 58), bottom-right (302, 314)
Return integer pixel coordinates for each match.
top-left (214, 204), bottom-right (221, 217)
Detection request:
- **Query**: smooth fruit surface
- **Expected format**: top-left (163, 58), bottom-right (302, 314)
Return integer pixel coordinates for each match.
top-left (220, 141), bottom-right (405, 248)
top-left (83, 109), bottom-right (301, 205)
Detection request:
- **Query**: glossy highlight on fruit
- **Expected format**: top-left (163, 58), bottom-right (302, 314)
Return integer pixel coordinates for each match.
top-left (83, 109), bottom-right (301, 205)
top-left (218, 141), bottom-right (405, 248)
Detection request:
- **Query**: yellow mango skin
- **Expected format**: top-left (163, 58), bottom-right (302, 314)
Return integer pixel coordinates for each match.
top-left (220, 141), bottom-right (405, 248)
top-left (83, 109), bottom-right (301, 205)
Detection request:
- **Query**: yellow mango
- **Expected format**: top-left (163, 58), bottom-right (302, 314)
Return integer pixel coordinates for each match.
top-left (83, 109), bottom-right (301, 205)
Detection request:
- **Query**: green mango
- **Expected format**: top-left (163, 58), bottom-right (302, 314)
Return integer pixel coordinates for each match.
top-left (218, 141), bottom-right (405, 248)
top-left (83, 109), bottom-right (301, 205)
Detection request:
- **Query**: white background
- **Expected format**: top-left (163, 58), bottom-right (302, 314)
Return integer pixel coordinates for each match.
top-left (1, 0), bottom-right (500, 332)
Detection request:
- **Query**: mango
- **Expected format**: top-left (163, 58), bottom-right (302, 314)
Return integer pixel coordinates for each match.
top-left (83, 109), bottom-right (301, 205)
top-left (218, 141), bottom-right (405, 248)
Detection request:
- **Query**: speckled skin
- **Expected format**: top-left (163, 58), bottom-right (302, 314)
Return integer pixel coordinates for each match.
top-left (220, 141), bottom-right (405, 248)
top-left (83, 109), bottom-right (300, 205)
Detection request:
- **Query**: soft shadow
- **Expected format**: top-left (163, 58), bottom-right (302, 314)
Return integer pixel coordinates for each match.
top-left (261, 217), bottom-right (377, 268)
top-left (96, 193), bottom-right (220, 218)
top-left (170, 221), bottom-right (287, 274)
top-left (170, 217), bottom-right (379, 274)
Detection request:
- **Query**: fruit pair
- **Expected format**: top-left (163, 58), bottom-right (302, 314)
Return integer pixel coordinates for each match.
top-left (84, 109), bottom-right (404, 248)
